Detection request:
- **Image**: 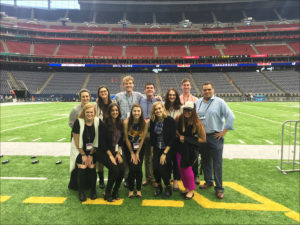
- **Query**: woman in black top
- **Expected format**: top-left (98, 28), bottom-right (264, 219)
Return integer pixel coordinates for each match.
top-left (69, 103), bottom-right (99, 202)
top-left (150, 102), bottom-right (176, 199)
top-left (97, 103), bottom-right (125, 202)
top-left (96, 86), bottom-right (112, 189)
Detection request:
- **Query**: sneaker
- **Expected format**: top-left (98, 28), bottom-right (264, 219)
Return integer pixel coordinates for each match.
top-left (199, 183), bottom-right (214, 189)
top-left (163, 185), bottom-right (172, 199)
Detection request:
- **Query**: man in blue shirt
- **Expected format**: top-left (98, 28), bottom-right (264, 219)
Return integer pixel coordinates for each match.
top-left (140, 83), bottom-right (160, 187)
top-left (195, 81), bottom-right (235, 199)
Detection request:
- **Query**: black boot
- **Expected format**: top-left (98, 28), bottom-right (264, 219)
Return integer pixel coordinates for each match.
top-left (154, 184), bottom-right (163, 196)
top-left (163, 185), bottom-right (172, 199)
top-left (104, 192), bottom-right (113, 202)
top-left (79, 192), bottom-right (86, 202)
top-left (98, 171), bottom-right (105, 189)
top-left (90, 189), bottom-right (97, 200)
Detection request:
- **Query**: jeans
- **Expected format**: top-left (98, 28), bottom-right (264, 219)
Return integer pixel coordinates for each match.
top-left (202, 134), bottom-right (224, 192)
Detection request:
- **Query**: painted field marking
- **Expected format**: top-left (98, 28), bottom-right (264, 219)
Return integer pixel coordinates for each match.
top-left (0, 117), bottom-right (66, 133)
top-left (57, 138), bottom-right (66, 142)
top-left (238, 139), bottom-right (245, 144)
top-left (142, 200), bottom-right (184, 207)
top-left (32, 138), bottom-right (42, 142)
top-left (8, 137), bottom-right (19, 141)
top-left (265, 140), bottom-right (274, 144)
top-left (0, 108), bottom-right (67, 119)
top-left (0, 177), bottom-right (47, 180)
top-left (178, 181), bottom-right (299, 223)
top-left (0, 196), bottom-right (11, 202)
top-left (23, 197), bottom-right (66, 204)
top-left (82, 198), bottom-right (123, 205)
top-left (233, 110), bottom-right (283, 125)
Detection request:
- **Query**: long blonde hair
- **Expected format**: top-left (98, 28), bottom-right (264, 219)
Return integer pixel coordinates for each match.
top-left (78, 103), bottom-right (95, 119)
top-left (150, 102), bottom-right (168, 122)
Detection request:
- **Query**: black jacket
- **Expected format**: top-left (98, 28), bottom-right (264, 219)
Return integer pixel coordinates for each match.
top-left (150, 116), bottom-right (176, 149)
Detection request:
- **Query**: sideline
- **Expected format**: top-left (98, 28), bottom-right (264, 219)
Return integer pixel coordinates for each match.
top-left (1, 142), bottom-right (299, 159)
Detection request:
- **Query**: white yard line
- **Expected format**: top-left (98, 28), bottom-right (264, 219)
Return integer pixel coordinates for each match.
top-left (0, 177), bottom-right (47, 180)
top-left (265, 140), bottom-right (274, 144)
top-left (32, 138), bottom-right (42, 142)
top-left (57, 138), bottom-right (66, 142)
top-left (0, 117), bottom-right (66, 133)
top-left (238, 139), bottom-right (245, 144)
top-left (0, 108), bottom-right (67, 119)
top-left (8, 137), bottom-right (19, 141)
top-left (233, 110), bottom-right (283, 125)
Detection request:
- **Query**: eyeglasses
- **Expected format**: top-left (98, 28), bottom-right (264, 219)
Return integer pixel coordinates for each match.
top-left (183, 109), bottom-right (193, 112)
top-left (168, 94), bottom-right (176, 96)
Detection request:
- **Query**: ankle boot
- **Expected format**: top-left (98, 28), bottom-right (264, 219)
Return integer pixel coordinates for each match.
top-left (163, 185), bottom-right (172, 199)
top-left (90, 189), bottom-right (97, 200)
top-left (154, 184), bottom-right (163, 196)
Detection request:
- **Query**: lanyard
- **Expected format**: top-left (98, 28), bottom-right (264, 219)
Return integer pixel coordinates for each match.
top-left (126, 94), bottom-right (133, 110)
top-left (198, 98), bottom-right (214, 115)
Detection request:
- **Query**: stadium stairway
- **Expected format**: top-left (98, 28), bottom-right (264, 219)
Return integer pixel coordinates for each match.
top-left (1, 40), bottom-right (9, 53)
top-left (223, 73), bottom-right (243, 95)
top-left (88, 46), bottom-right (94, 57)
top-left (260, 72), bottom-right (285, 94)
top-left (189, 73), bottom-right (201, 95)
top-left (286, 42), bottom-right (297, 54)
top-left (154, 46), bottom-right (158, 57)
top-left (250, 44), bottom-right (260, 54)
top-left (185, 45), bottom-right (191, 56)
top-left (155, 74), bottom-right (163, 96)
top-left (81, 74), bottom-right (90, 89)
top-left (53, 44), bottom-right (60, 56)
top-left (37, 73), bottom-right (55, 94)
top-left (7, 71), bottom-right (21, 90)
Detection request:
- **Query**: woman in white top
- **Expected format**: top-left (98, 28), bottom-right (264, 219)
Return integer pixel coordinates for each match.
top-left (164, 88), bottom-right (182, 191)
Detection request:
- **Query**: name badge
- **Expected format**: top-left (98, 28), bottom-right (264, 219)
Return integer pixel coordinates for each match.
top-left (199, 116), bottom-right (206, 120)
top-left (115, 144), bottom-right (119, 152)
top-left (133, 143), bottom-right (139, 150)
top-left (86, 143), bottom-right (93, 151)
top-left (127, 112), bottom-right (130, 118)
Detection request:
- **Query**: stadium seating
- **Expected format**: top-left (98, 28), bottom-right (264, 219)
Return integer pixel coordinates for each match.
top-left (289, 42), bottom-right (300, 54)
top-left (48, 25), bottom-right (74, 30)
top-left (255, 44), bottom-right (293, 55)
top-left (41, 72), bottom-right (87, 94)
top-left (125, 46), bottom-right (155, 57)
top-left (227, 72), bottom-right (279, 94)
top-left (56, 44), bottom-right (90, 56)
top-left (192, 73), bottom-right (238, 94)
top-left (17, 22), bottom-right (47, 29)
top-left (11, 71), bottom-right (51, 94)
top-left (76, 26), bottom-right (109, 31)
top-left (128, 73), bottom-right (157, 94)
top-left (86, 73), bottom-right (122, 95)
top-left (263, 71), bottom-right (300, 94)
top-left (91, 45), bottom-right (122, 57)
top-left (236, 25), bottom-right (266, 30)
top-left (6, 41), bottom-right (31, 55)
top-left (223, 44), bottom-right (256, 55)
top-left (0, 70), bottom-right (12, 94)
top-left (157, 46), bottom-right (187, 57)
top-left (189, 45), bottom-right (221, 56)
top-left (34, 43), bottom-right (57, 56)
top-left (111, 27), bottom-right (138, 33)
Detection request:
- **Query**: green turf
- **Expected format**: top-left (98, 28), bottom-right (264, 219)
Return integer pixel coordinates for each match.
top-left (1, 102), bottom-right (299, 145)
top-left (0, 156), bottom-right (299, 225)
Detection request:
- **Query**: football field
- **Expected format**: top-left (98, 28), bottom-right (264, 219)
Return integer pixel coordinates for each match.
top-left (0, 102), bottom-right (299, 225)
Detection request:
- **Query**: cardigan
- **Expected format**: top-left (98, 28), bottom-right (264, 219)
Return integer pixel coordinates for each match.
top-left (149, 116), bottom-right (176, 149)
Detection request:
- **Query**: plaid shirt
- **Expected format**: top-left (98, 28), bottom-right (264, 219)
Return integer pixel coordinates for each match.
top-left (115, 91), bottom-right (143, 120)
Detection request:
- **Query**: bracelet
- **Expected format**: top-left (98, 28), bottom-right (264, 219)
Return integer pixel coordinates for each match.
top-left (162, 152), bottom-right (167, 155)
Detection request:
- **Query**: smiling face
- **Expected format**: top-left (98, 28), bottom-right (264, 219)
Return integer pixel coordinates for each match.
top-left (144, 84), bottom-right (155, 98)
top-left (154, 103), bottom-right (163, 118)
top-left (132, 106), bottom-right (142, 120)
top-left (123, 79), bottom-right (134, 93)
top-left (181, 81), bottom-right (191, 94)
top-left (85, 106), bottom-right (95, 121)
top-left (183, 108), bottom-right (193, 118)
top-left (110, 105), bottom-right (119, 119)
top-left (202, 84), bottom-right (214, 100)
top-left (80, 91), bottom-right (90, 106)
top-left (168, 90), bottom-right (177, 103)
top-left (99, 87), bottom-right (108, 100)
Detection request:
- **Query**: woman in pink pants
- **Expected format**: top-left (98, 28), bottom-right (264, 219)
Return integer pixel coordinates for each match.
top-left (175, 101), bottom-right (206, 200)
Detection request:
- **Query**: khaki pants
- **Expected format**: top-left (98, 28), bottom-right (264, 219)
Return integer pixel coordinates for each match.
top-left (143, 133), bottom-right (155, 181)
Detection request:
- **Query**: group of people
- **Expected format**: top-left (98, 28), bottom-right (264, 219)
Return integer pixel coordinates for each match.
top-left (68, 75), bottom-right (235, 202)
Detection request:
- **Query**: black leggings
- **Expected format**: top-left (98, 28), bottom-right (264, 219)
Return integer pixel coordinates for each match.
top-left (124, 145), bottom-right (145, 191)
top-left (170, 149), bottom-right (180, 180)
top-left (153, 147), bottom-right (171, 186)
top-left (97, 151), bottom-right (124, 195)
top-left (77, 167), bottom-right (97, 192)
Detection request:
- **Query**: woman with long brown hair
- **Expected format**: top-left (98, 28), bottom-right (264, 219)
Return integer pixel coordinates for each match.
top-left (175, 101), bottom-right (206, 200)
top-left (123, 104), bottom-right (148, 198)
